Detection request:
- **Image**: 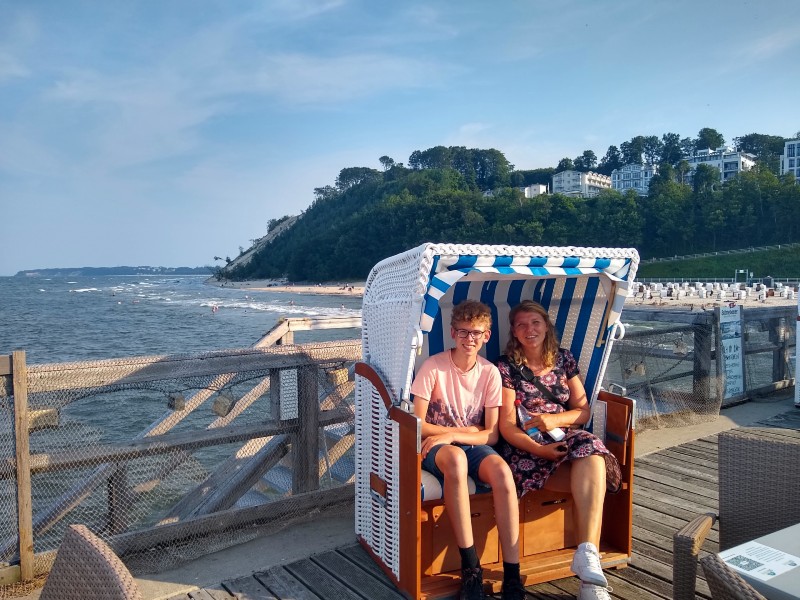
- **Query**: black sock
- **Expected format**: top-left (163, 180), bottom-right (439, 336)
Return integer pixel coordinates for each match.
top-left (503, 561), bottom-right (520, 582)
top-left (459, 545), bottom-right (479, 569)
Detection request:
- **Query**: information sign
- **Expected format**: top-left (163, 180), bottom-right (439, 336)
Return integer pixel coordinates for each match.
top-left (719, 305), bottom-right (744, 399)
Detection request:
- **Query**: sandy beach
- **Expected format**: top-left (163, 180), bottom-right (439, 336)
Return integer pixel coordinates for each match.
top-left (205, 277), bottom-right (798, 309)
top-left (206, 278), bottom-right (365, 297)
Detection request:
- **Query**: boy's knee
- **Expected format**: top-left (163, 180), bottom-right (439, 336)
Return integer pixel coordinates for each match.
top-left (480, 455), bottom-right (515, 487)
top-left (437, 446), bottom-right (469, 478)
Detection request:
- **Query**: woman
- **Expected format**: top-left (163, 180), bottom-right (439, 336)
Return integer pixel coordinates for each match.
top-left (496, 300), bottom-right (620, 600)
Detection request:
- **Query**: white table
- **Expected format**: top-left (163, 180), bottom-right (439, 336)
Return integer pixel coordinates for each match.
top-left (719, 522), bottom-right (800, 600)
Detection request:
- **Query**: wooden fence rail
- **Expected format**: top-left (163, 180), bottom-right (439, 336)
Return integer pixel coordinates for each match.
top-left (0, 317), bottom-right (361, 585)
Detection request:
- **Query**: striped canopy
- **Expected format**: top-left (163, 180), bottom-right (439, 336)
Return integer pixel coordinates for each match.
top-left (415, 248), bottom-right (639, 404)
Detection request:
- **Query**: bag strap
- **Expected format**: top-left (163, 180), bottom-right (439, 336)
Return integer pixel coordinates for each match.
top-left (508, 359), bottom-right (561, 404)
top-left (530, 376), bottom-right (561, 404)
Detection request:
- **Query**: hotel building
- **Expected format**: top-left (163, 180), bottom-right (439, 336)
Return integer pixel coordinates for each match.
top-left (551, 170), bottom-right (611, 198)
top-left (779, 139), bottom-right (800, 182)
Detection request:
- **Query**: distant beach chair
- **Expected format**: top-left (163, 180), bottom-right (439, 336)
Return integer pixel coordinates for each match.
top-left (354, 243), bottom-right (640, 599)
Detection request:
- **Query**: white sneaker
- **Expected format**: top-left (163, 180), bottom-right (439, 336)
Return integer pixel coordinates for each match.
top-left (570, 542), bottom-right (608, 587)
top-left (578, 582), bottom-right (612, 600)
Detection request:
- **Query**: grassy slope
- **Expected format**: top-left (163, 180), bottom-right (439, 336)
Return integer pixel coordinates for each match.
top-left (637, 246), bottom-right (800, 279)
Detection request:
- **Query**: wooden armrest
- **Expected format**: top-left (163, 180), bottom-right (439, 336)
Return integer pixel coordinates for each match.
top-left (355, 361), bottom-right (419, 432)
top-left (673, 512), bottom-right (717, 600)
top-left (355, 361), bottom-right (395, 411)
top-left (596, 390), bottom-right (634, 466)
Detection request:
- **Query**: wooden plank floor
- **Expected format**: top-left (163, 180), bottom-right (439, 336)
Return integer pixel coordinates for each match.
top-left (167, 418), bottom-right (800, 600)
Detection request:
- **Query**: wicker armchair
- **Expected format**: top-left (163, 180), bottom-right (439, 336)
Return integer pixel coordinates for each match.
top-left (39, 524), bottom-right (142, 600)
top-left (699, 553), bottom-right (767, 600)
top-left (673, 427), bottom-right (800, 600)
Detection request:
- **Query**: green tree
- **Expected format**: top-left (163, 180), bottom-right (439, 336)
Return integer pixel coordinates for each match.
top-left (660, 133), bottom-right (683, 165)
top-left (597, 145), bottom-right (622, 175)
top-left (620, 136), bottom-right (645, 165)
top-left (379, 155), bottom-right (395, 171)
top-left (732, 133), bottom-right (786, 173)
top-left (675, 160), bottom-right (692, 185)
top-left (695, 127), bottom-right (725, 151)
top-left (680, 137), bottom-right (696, 157)
top-left (573, 149), bottom-right (597, 171)
top-left (583, 189), bottom-right (642, 247)
top-left (335, 167), bottom-right (380, 191)
top-left (555, 157), bottom-right (574, 173)
top-left (692, 164), bottom-right (724, 250)
top-left (642, 136), bottom-right (662, 165)
top-left (642, 177), bottom-right (693, 257)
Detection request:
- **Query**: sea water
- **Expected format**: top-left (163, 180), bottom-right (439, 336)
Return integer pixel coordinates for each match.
top-left (0, 275), bottom-right (364, 540)
top-left (0, 275), bottom-right (362, 364)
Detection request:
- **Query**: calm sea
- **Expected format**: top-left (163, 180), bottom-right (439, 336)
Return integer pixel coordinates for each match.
top-left (0, 275), bottom-right (362, 364)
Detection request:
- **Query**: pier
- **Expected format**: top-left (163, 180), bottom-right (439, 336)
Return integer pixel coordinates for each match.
top-left (0, 307), bottom-right (796, 599)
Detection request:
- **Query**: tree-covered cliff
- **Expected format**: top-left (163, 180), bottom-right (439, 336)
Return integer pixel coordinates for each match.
top-left (225, 137), bottom-right (800, 282)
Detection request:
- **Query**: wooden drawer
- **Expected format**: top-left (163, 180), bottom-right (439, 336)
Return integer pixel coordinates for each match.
top-left (521, 490), bottom-right (576, 556)
top-left (421, 493), bottom-right (499, 575)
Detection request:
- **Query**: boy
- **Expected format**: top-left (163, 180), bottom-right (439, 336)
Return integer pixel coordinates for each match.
top-left (410, 300), bottom-right (525, 600)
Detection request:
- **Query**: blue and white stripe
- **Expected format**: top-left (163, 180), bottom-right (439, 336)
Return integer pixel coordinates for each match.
top-left (416, 252), bottom-right (636, 404)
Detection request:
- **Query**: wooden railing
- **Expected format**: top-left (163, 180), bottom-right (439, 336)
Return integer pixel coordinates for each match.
top-left (0, 317), bottom-right (361, 584)
top-left (619, 305), bottom-right (796, 406)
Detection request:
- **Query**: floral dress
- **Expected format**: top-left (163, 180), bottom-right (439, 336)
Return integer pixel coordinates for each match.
top-left (495, 349), bottom-right (621, 496)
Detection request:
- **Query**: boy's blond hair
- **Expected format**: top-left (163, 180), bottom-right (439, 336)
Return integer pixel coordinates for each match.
top-left (450, 300), bottom-right (492, 330)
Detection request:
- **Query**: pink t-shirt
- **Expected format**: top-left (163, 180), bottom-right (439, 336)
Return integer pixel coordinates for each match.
top-left (410, 350), bottom-right (502, 429)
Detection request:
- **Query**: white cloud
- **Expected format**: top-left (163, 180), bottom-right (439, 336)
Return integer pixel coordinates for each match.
top-left (268, 0), bottom-right (346, 21)
top-left (737, 28), bottom-right (800, 64)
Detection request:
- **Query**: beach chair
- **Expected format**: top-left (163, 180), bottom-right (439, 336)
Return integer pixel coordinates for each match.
top-left (355, 243), bottom-right (640, 599)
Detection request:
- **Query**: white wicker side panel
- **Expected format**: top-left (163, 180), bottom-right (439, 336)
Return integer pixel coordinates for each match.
top-left (354, 376), bottom-right (371, 542)
top-left (354, 376), bottom-right (401, 578)
top-left (356, 244), bottom-right (431, 580)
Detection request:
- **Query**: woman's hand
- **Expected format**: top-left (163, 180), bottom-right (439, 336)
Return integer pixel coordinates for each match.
top-left (535, 442), bottom-right (568, 461)
top-left (528, 412), bottom-right (560, 432)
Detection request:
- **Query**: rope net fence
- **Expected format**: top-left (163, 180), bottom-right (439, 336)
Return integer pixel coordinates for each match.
top-left (0, 341), bottom-right (360, 593)
top-left (602, 308), bottom-right (796, 429)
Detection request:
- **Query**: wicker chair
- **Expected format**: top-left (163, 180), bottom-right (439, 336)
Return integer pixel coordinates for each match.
top-left (699, 553), bottom-right (767, 600)
top-left (39, 524), bottom-right (142, 600)
top-left (673, 427), bottom-right (800, 600)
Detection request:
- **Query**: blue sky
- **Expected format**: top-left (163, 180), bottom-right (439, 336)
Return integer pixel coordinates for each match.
top-left (1, 0), bottom-right (798, 276)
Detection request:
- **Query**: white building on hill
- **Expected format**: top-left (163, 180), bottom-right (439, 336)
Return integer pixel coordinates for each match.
top-left (780, 139), bottom-right (800, 182)
top-left (551, 170), bottom-right (611, 198)
top-left (687, 147), bottom-right (756, 183)
top-left (522, 184), bottom-right (548, 197)
top-left (611, 164), bottom-right (658, 196)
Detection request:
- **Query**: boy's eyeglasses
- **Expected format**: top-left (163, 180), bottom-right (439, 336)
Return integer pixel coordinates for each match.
top-left (454, 329), bottom-right (486, 340)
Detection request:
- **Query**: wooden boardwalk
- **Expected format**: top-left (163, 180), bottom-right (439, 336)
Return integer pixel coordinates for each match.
top-left (167, 417), bottom-right (800, 600)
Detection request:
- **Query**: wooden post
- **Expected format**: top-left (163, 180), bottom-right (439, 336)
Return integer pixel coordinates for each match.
top-left (107, 465), bottom-right (130, 535)
top-left (769, 316), bottom-right (789, 383)
top-left (693, 320), bottom-right (712, 406)
top-left (293, 366), bottom-right (319, 494)
top-left (11, 351), bottom-right (34, 581)
top-left (269, 368), bottom-right (281, 422)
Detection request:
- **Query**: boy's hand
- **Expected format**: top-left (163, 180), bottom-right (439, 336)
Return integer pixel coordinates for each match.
top-left (536, 443), bottom-right (568, 461)
top-left (421, 432), bottom-right (455, 458)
